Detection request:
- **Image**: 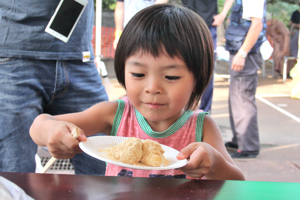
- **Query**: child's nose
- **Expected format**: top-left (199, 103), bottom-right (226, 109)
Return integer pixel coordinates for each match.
top-left (145, 79), bottom-right (162, 94)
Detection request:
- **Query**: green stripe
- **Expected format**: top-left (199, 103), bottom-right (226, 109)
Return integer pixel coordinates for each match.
top-left (110, 99), bottom-right (125, 136)
top-left (135, 109), bottom-right (193, 138)
top-left (196, 112), bottom-right (209, 142)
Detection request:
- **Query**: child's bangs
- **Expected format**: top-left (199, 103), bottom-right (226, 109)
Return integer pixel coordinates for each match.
top-left (123, 7), bottom-right (189, 59)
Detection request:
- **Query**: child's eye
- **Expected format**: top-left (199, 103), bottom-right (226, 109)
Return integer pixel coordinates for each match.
top-left (131, 73), bottom-right (145, 78)
top-left (165, 76), bottom-right (180, 80)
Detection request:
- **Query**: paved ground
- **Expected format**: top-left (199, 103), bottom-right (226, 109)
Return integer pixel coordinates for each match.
top-left (211, 61), bottom-right (300, 183)
top-left (38, 59), bottom-right (300, 183)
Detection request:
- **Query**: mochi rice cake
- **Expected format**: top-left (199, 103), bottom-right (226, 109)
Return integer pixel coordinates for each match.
top-left (101, 137), bottom-right (169, 167)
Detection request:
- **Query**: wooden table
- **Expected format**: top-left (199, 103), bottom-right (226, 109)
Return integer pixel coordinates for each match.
top-left (1, 172), bottom-right (300, 200)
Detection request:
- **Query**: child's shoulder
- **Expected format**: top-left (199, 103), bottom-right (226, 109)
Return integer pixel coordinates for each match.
top-left (89, 100), bottom-right (119, 117)
top-left (192, 109), bottom-right (209, 117)
top-left (191, 110), bottom-right (216, 129)
top-left (201, 114), bottom-right (220, 136)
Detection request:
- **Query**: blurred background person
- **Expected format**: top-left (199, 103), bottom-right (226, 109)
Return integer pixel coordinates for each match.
top-left (113, 0), bottom-right (168, 49)
top-left (266, 19), bottom-right (290, 78)
top-left (0, 0), bottom-right (108, 174)
top-left (225, 0), bottom-right (267, 159)
top-left (180, 0), bottom-right (234, 113)
top-left (289, 2), bottom-right (300, 58)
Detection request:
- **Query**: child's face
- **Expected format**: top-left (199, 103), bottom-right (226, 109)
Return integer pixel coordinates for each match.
top-left (124, 50), bottom-right (195, 128)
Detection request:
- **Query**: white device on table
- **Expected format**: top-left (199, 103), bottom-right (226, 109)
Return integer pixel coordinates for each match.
top-left (45, 0), bottom-right (88, 43)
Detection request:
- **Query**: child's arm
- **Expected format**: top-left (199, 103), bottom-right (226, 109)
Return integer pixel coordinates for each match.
top-left (177, 115), bottom-right (245, 180)
top-left (30, 101), bottom-right (118, 159)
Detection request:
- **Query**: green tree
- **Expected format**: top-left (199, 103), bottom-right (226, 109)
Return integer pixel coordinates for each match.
top-left (267, 1), bottom-right (298, 26)
top-left (102, 0), bottom-right (116, 10)
top-left (93, 0), bottom-right (116, 10)
top-left (268, 0), bottom-right (298, 3)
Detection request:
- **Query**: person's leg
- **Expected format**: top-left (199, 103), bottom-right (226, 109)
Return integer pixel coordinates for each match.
top-left (228, 92), bottom-right (238, 147)
top-left (226, 55), bottom-right (239, 150)
top-left (199, 76), bottom-right (214, 112)
top-left (290, 30), bottom-right (299, 57)
top-left (199, 26), bottom-right (217, 113)
top-left (0, 58), bottom-right (57, 172)
top-left (228, 54), bottom-right (261, 157)
top-left (272, 43), bottom-right (282, 77)
top-left (46, 60), bottom-right (109, 175)
top-left (230, 75), bottom-right (259, 151)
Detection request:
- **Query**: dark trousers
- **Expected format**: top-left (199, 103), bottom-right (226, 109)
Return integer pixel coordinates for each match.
top-left (199, 26), bottom-right (217, 112)
top-left (228, 53), bottom-right (262, 152)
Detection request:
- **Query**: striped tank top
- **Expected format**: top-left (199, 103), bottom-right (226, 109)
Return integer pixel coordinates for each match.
top-left (105, 97), bottom-right (207, 178)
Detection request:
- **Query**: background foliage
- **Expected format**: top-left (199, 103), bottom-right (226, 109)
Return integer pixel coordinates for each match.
top-left (101, 0), bottom-right (116, 10)
top-left (218, 0), bottom-right (299, 27)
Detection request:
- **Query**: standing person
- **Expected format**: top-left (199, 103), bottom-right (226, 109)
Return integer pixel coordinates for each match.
top-left (113, 0), bottom-right (168, 49)
top-left (290, 2), bottom-right (300, 33)
top-left (289, 2), bottom-right (300, 58)
top-left (225, 0), bottom-right (267, 159)
top-left (30, 4), bottom-right (245, 180)
top-left (266, 19), bottom-right (290, 78)
top-left (0, 0), bottom-right (109, 175)
top-left (180, 0), bottom-right (234, 113)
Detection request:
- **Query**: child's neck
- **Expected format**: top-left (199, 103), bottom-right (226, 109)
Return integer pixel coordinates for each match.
top-left (146, 110), bottom-right (186, 132)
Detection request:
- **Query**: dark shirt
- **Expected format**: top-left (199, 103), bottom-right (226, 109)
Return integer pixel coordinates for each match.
top-left (181, 0), bottom-right (218, 27)
top-left (290, 9), bottom-right (300, 24)
top-left (0, 0), bottom-right (94, 60)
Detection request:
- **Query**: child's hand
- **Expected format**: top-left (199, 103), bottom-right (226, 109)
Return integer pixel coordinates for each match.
top-left (45, 121), bottom-right (87, 159)
top-left (176, 142), bottom-right (218, 179)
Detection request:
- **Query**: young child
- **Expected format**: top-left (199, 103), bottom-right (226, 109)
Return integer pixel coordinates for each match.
top-left (30, 4), bottom-right (244, 180)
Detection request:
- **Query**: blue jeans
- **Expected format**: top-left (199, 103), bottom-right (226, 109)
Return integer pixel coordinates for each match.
top-left (199, 26), bottom-right (217, 113)
top-left (0, 58), bottom-right (108, 174)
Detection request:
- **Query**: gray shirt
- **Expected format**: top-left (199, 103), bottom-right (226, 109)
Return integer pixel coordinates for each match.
top-left (0, 0), bottom-right (94, 60)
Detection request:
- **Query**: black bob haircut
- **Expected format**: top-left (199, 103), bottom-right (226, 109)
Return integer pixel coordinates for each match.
top-left (114, 3), bottom-right (214, 110)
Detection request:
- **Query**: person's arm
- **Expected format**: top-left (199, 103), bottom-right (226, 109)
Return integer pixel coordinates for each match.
top-left (290, 22), bottom-right (295, 33)
top-left (113, 1), bottom-right (124, 49)
top-left (212, 0), bottom-right (234, 26)
top-left (281, 23), bottom-right (290, 56)
top-left (290, 22), bottom-right (300, 33)
top-left (30, 101), bottom-right (118, 159)
top-left (289, 14), bottom-right (294, 31)
top-left (231, 17), bottom-right (263, 71)
top-left (177, 115), bottom-right (245, 180)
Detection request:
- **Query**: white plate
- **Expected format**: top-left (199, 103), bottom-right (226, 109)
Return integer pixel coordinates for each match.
top-left (79, 136), bottom-right (187, 170)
